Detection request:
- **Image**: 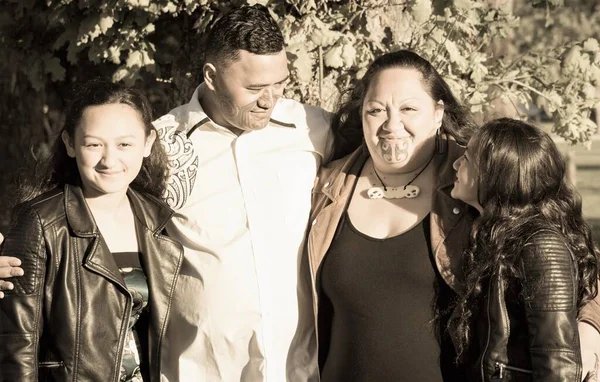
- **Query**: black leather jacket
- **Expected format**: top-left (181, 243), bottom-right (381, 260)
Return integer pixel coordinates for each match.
top-left (473, 230), bottom-right (582, 381)
top-left (0, 185), bottom-right (183, 382)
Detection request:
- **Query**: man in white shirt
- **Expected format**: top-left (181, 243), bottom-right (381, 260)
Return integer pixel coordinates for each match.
top-left (149, 5), bottom-right (330, 381)
top-left (152, 5), bottom-right (330, 380)
top-left (0, 4), bottom-right (329, 382)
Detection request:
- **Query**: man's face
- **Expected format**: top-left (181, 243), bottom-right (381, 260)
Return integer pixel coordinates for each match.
top-left (210, 49), bottom-right (289, 132)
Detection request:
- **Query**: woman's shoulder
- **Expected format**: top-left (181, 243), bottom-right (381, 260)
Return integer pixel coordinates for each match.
top-left (521, 227), bottom-right (572, 265)
top-left (7, 187), bottom-right (67, 239)
top-left (14, 187), bottom-right (65, 220)
top-left (316, 146), bottom-right (367, 190)
top-left (523, 227), bottom-right (567, 248)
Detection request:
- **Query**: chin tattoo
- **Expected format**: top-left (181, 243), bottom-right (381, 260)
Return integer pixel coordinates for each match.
top-left (378, 139), bottom-right (410, 163)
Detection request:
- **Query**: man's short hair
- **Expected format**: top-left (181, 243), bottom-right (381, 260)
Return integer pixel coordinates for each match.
top-left (204, 4), bottom-right (285, 67)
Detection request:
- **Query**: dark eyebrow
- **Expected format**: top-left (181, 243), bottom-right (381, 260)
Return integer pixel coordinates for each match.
top-left (248, 74), bottom-right (290, 88)
top-left (83, 134), bottom-right (136, 139)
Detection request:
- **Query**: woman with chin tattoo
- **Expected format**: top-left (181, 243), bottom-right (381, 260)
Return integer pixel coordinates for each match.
top-left (303, 50), bottom-right (600, 381)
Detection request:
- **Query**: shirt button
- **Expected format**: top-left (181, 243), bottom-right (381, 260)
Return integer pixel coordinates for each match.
top-left (324, 182), bottom-right (330, 188)
top-left (312, 219), bottom-right (317, 225)
top-left (453, 207), bottom-right (460, 215)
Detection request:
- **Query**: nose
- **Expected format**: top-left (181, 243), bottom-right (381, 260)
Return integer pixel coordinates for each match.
top-left (99, 146), bottom-right (118, 168)
top-left (257, 88), bottom-right (274, 109)
top-left (452, 156), bottom-right (461, 171)
top-left (381, 112), bottom-right (407, 135)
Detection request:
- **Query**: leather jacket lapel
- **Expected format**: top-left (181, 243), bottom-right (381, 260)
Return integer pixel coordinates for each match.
top-left (64, 185), bottom-right (127, 290)
top-left (127, 189), bottom-right (183, 373)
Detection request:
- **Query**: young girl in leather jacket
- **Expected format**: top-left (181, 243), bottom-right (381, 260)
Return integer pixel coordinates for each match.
top-left (451, 118), bottom-right (600, 381)
top-left (0, 79), bottom-right (183, 381)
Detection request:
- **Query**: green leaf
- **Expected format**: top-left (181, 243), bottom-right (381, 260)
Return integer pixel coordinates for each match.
top-left (42, 54), bottom-right (66, 82)
top-left (410, 0), bottom-right (432, 24)
top-left (365, 9), bottom-right (387, 43)
top-left (291, 46), bottom-right (313, 83)
top-left (388, 8), bottom-right (413, 44)
top-left (98, 14), bottom-right (114, 34)
top-left (444, 39), bottom-right (468, 71)
top-left (583, 38), bottom-right (600, 53)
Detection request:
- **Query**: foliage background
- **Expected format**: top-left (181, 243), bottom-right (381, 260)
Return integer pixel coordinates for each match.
top-left (1, 0), bottom-right (600, 231)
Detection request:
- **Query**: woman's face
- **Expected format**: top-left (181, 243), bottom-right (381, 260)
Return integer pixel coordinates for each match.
top-left (62, 103), bottom-right (156, 199)
top-left (451, 139), bottom-right (482, 212)
top-left (362, 67), bottom-right (444, 173)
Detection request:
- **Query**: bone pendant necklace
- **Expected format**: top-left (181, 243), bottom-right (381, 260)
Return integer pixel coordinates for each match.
top-left (367, 153), bottom-right (435, 200)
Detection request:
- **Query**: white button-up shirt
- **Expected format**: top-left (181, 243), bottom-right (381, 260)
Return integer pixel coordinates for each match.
top-left (154, 85), bottom-right (331, 382)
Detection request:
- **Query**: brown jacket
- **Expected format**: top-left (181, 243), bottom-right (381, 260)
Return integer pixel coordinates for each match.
top-left (304, 138), bottom-right (600, 378)
top-left (0, 185), bottom-right (183, 382)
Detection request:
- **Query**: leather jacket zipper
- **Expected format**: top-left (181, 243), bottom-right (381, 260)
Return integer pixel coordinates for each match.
top-left (39, 361), bottom-right (64, 368)
top-left (494, 361), bottom-right (533, 378)
top-left (480, 275), bottom-right (495, 380)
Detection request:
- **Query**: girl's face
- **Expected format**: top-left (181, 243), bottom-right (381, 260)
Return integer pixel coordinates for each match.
top-left (62, 103), bottom-right (156, 199)
top-left (362, 67), bottom-right (444, 173)
top-left (451, 139), bottom-right (482, 212)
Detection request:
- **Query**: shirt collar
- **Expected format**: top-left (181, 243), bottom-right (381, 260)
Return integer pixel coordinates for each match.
top-left (174, 84), bottom-right (212, 136)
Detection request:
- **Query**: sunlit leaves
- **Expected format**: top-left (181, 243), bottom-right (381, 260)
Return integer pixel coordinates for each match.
top-left (410, 0), bottom-right (433, 24)
top-left (2, 0), bottom-right (599, 144)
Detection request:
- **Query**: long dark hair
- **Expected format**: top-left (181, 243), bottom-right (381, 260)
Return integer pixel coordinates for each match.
top-left (15, 79), bottom-right (168, 204)
top-left (330, 49), bottom-right (475, 161)
top-left (452, 118), bottom-right (599, 356)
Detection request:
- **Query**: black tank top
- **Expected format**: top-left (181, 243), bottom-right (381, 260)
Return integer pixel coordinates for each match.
top-left (319, 209), bottom-right (442, 382)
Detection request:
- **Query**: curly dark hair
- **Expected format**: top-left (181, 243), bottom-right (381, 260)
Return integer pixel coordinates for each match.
top-left (451, 118), bottom-right (600, 357)
top-left (15, 79), bottom-right (168, 204)
top-left (330, 49), bottom-right (475, 161)
top-left (204, 4), bottom-right (285, 67)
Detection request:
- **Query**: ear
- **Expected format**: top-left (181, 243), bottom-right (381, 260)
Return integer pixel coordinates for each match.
top-left (143, 130), bottom-right (157, 158)
top-left (435, 100), bottom-right (445, 128)
top-left (203, 63), bottom-right (218, 91)
top-left (61, 131), bottom-right (77, 158)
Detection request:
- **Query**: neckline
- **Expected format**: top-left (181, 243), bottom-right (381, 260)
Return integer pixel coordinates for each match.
top-left (343, 210), bottom-right (430, 242)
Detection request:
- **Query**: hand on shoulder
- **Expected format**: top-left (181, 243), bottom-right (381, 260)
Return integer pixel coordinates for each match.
top-left (0, 232), bottom-right (25, 299)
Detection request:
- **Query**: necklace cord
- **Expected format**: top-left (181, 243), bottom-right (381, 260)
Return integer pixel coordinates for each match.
top-left (372, 149), bottom-right (436, 191)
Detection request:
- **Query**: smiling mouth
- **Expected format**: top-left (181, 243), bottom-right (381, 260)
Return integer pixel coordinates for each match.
top-left (378, 134), bottom-right (406, 140)
top-left (97, 170), bottom-right (122, 176)
top-left (251, 108), bottom-right (271, 114)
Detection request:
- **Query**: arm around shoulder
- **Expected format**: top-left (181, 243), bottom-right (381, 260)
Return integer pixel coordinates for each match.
top-left (520, 232), bottom-right (582, 381)
top-left (0, 205), bottom-right (48, 381)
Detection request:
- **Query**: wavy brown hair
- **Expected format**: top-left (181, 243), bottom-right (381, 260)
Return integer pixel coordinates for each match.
top-left (451, 118), bottom-right (600, 357)
top-left (14, 79), bottom-right (168, 204)
top-left (330, 49), bottom-right (475, 161)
